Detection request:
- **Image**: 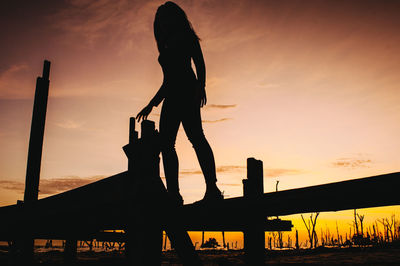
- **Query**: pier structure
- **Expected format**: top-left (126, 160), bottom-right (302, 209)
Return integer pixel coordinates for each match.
top-left (1, 61), bottom-right (400, 265)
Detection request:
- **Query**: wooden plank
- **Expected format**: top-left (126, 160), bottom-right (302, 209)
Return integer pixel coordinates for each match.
top-left (259, 171), bottom-right (400, 216)
top-left (182, 172), bottom-right (400, 219)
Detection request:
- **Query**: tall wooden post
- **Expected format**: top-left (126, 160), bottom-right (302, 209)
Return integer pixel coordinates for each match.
top-left (24, 60), bottom-right (50, 203)
top-left (243, 157), bottom-right (265, 265)
top-left (21, 60), bottom-right (51, 262)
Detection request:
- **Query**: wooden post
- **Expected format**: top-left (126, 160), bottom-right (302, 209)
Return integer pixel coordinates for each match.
top-left (24, 60), bottom-right (51, 203)
top-left (243, 157), bottom-right (265, 265)
top-left (127, 117), bottom-right (138, 171)
top-left (243, 158), bottom-right (263, 198)
top-left (123, 118), bottom-right (202, 265)
top-left (20, 60), bottom-right (51, 262)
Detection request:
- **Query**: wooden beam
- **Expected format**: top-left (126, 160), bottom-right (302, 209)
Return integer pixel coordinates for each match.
top-left (181, 172), bottom-right (400, 229)
top-left (259, 172), bottom-right (400, 216)
top-left (1, 172), bottom-right (399, 241)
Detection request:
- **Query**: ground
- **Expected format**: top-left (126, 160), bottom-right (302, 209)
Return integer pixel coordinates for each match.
top-left (1, 246), bottom-right (400, 265)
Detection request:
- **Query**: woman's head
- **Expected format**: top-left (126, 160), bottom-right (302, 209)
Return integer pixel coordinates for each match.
top-left (154, 1), bottom-right (199, 51)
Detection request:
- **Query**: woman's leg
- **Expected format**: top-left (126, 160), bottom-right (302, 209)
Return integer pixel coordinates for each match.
top-left (159, 101), bottom-right (181, 195)
top-left (182, 104), bottom-right (220, 194)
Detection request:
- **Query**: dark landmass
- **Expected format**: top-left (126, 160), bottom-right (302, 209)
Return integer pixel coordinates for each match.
top-left (2, 245), bottom-right (400, 265)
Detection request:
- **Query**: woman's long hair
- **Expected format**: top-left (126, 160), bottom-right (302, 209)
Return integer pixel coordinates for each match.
top-left (154, 1), bottom-right (200, 53)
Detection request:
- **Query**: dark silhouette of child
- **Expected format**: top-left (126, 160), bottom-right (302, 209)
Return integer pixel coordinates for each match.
top-left (137, 1), bottom-right (223, 205)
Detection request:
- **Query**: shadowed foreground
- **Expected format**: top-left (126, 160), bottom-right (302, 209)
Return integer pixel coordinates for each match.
top-left (2, 246), bottom-right (400, 265)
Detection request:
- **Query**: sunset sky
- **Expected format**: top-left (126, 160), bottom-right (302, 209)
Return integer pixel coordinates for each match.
top-left (1, 0), bottom-right (399, 245)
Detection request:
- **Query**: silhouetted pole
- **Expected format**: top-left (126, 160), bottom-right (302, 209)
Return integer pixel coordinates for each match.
top-left (24, 60), bottom-right (50, 203)
top-left (243, 157), bottom-right (265, 265)
top-left (20, 60), bottom-right (50, 262)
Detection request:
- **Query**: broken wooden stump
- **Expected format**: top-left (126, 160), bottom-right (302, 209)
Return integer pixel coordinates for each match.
top-left (123, 118), bottom-right (201, 265)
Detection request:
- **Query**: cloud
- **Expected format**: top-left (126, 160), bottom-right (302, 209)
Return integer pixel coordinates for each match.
top-left (218, 183), bottom-right (241, 187)
top-left (264, 168), bottom-right (303, 177)
top-left (50, 0), bottom-right (158, 51)
top-left (216, 165), bottom-right (245, 173)
top-left (0, 175), bottom-right (105, 196)
top-left (202, 118), bottom-right (231, 123)
top-left (205, 104), bottom-right (237, 109)
top-left (0, 180), bottom-right (24, 192)
top-left (0, 64), bottom-right (33, 99)
top-left (179, 169), bottom-right (202, 175)
top-left (256, 82), bottom-right (281, 89)
top-left (179, 165), bottom-right (245, 176)
top-left (39, 175), bottom-right (105, 194)
top-left (179, 165), bottom-right (302, 177)
top-left (189, 0), bottom-right (271, 53)
top-left (55, 120), bottom-right (84, 129)
top-left (332, 158), bottom-right (372, 168)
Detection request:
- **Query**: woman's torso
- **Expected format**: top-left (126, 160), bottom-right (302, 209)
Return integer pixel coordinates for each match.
top-left (158, 32), bottom-right (197, 100)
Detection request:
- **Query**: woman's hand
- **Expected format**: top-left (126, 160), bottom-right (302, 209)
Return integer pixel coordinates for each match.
top-left (197, 83), bottom-right (207, 107)
top-left (136, 104), bottom-right (153, 122)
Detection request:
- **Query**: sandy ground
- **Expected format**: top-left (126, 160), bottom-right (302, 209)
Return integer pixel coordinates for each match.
top-left (1, 246), bottom-right (400, 265)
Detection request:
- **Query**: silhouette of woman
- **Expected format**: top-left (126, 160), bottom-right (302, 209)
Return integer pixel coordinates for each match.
top-left (137, 1), bottom-right (223, 205)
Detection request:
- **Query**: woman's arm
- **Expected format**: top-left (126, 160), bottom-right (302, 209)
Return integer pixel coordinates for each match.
top-left (192, 38), bottom-right (207, 107)
top-left (149, 83), bottom-right (165, 107)
top-left (137, 80), bottom-right (166, 122)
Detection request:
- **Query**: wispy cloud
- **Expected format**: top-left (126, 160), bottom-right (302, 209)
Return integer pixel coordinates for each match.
top-left (180, 165), bottom-right (245, 176)
top-left (202, 118), bottom-right (231, 123)
top-left (179, 165), bottom-right (302, 177)
top-left (0, 180), bottom-right (24, 192)
top-left (216, 165), bottom-right (245, 173)
top-left (0, 64), bottom-right (32, 99)
top-left (256, 82), bottom-right (281, 89)
top-left (39, 175), bottom-right (105, 194)
top-left (0, 175), bottom-right (105, 196)
top-left (264, 168), bottom-right (304, 177)
top-left (50, 0), bottom-right (158, 51)
top-left (179, 169), bottom-right (202, 175)
top-left (55, 120), bottom-right (84, 129)
top-left (218, 183), bottom-right (241, 187)
top-left (332, 157), bottom-right (372, 169)
top-left (205, 104), bottom-right (237, 109)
